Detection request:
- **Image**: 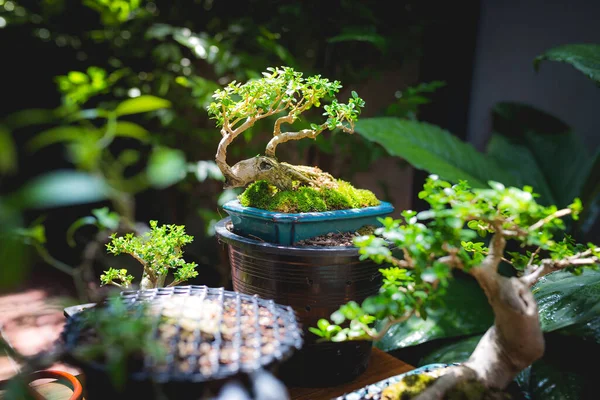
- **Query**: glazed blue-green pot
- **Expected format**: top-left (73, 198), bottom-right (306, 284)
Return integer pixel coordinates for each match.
top-left (222, 199), bottom-right (395, 245)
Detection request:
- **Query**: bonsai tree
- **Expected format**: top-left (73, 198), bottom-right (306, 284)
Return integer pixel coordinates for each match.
top-left (101, 220), bottom-right (198, 290)
top-left (207, 66), bottom-right (366, 193)
top-left (311, 175), bottom-right (599, 398)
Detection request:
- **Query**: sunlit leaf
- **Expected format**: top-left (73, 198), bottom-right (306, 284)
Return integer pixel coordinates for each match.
top-left (11, 170), bottom-right (109, 209)
top-left (147, 147), bottom-right (187, 188)
top-left (114, 95), bottom-right (171, 116)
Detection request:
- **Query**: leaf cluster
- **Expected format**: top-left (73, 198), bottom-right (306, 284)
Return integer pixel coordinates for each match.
top-left (313, 175), bottom-right (589, 341)
top-left (103, 220), bottom-right (198, 288)
top-left (207, 66), bottom-right (364, 134)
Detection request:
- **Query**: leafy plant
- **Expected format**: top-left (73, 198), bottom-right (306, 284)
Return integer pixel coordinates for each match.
top-left (355, 43), bottom-right (600, 238)
top-left (73, 295), bottom-right (166, 390)
top-left (102, 220), bottom-right (198, 289)
top-left (311, 175), bottom-right (599, 396)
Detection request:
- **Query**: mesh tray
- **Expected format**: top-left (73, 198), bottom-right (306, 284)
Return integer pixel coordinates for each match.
top-left (61, 285), bottom-right (303, 384)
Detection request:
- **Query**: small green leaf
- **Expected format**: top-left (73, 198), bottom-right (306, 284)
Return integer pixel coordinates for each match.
top-left (114, 95), bottom-right (171, 116)
top-left (66, 216), bottom-right (98, 247)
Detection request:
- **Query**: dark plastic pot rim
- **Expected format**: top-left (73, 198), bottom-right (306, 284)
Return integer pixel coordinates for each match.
top-left (215, 217), bottom-right (365, 256)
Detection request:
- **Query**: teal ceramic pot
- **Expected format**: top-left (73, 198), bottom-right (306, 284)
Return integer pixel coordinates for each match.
top-left (221, 199), bottom-right (395, 245)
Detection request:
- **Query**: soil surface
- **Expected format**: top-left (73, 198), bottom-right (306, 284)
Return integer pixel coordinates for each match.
top-left (294, 231), bottom-right (362, 247)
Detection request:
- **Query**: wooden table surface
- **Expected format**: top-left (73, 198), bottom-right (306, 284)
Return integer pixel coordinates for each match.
top-left (288, 348), bottom-right (414, 399)
top-left (0, 348), bottom-right (414, 400)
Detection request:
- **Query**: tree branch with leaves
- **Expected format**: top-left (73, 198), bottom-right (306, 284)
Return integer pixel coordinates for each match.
top-left (207, 66), bottom-right (365, 190)
top-left (311, 175), bottom-right (599, 398)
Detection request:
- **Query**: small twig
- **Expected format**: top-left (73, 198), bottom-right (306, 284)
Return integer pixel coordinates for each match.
top-left (529, 208), bottom-right (572, 231)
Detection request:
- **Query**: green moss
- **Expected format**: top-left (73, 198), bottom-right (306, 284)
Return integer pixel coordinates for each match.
top-left (238, 180), bottom-right (380, 213)
top-left (382, 374), bottom-right (437, 399)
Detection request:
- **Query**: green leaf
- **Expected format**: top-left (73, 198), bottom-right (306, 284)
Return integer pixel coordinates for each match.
top-left (0, 125), bottom-right (17, 174)
top-left (328, 31), bottom-right (386, 52)
top-left (486, 134), bottom-right (555, 204)
top-left (111, 121), bottom-right (149, 141)
top-left (11, 170), bottom-right (109, 209)
top-left (4, 108), bottom-right (56, 129)
top-left (66, 216), bottom-right (98, 247)
top-left (375, 273), bottom-right (493, 351)
top-left (533, 269), bottom-right (600, 333)
top-left (490, 102), bottom-right (591, 207)
top-left (147, 147), bottom-right (187, 189)
top-left (114, 95), bottom-right (171, 116)
top-left (534, 43), bottom-right (600, 83)
top-left (27, 126), bottom-right (95, 152)
top-left (355, 118), bottom-right (518, 188)
top-left (578, 149), bottom-right (600, 233)
top-left (92, 207), bottom-right (120, 230)
top-left (418, 334), bottom-right (482, 366)
top-left (555, 316), bottom-right (600, 344)
top-left (528, 357), bottom-right (588, 400)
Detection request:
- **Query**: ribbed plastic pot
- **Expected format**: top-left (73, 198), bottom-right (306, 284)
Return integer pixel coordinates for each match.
top-left (215, 217), bottom-right (385, 386)
top-left (222, 199), bottom-right (395, 245)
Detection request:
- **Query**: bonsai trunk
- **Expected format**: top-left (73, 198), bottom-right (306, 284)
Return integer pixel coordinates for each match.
top-left (415, 234), bottom-right (545, 399)
top-left (219, 155), bottom-right (337, 191)
top-left (140, 272), bottom-right (165, 290)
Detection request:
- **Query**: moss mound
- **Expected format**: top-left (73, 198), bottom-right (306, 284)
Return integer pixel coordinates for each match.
top-left (238, 180), bottom-right (380, 213)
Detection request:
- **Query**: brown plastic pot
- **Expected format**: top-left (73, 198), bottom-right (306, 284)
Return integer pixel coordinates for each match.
top-left (215, 217), bottom-right (384, 386)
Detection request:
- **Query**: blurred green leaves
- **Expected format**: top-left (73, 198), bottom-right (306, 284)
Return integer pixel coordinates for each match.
top-left (10, 170), bottom-right (110, 209)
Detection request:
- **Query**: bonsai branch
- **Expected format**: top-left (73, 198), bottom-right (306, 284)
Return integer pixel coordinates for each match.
top-left (521, 247), bottom-right (600, 286)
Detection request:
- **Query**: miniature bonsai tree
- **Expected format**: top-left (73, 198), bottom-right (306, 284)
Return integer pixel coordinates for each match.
top-left (101, 220), bottom-right (198, 290)
top-left (207, 66), bottom-right (376, 212)
top-left (311, 175), bottom-right (599, 398)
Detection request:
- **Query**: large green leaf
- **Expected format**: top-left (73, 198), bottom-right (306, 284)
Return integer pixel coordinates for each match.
top-left (10, 170), bottom-right (110, 209)
top-left (486, 134), bottom-right (555, 204)
top-left (375, 273), bottom-right (493, 351)
top-left (579, 149), bottom-right (600, 234)
top-left (114, 95), bottom-right (171, 116)
top-left (417, 334), bottom-right (482, 366)
top-left (556, 316), bottom-right (600, 344)
top-left (528, 355), bottom-right (588, 400)
top-left (146, 147), bottom-right (187, 189)
top-left (489, 102), bottom-right (592, 207)
top-left (534, 43), bottom-right (600, 83)
top-left (355, 118), bottom-right (519, 188)
top-left (533, 269), bottom-right (600, 333)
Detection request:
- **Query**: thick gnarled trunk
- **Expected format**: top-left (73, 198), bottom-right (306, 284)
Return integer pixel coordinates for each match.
top-left (415, 234), bottom-right (545, 399)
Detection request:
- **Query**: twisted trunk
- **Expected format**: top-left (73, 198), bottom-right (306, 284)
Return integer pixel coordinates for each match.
top-left (415, 233), bottom-right (545, 399)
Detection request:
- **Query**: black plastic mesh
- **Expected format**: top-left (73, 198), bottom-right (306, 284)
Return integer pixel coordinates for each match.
top-left (62, 285), bottom-right (302, 384)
